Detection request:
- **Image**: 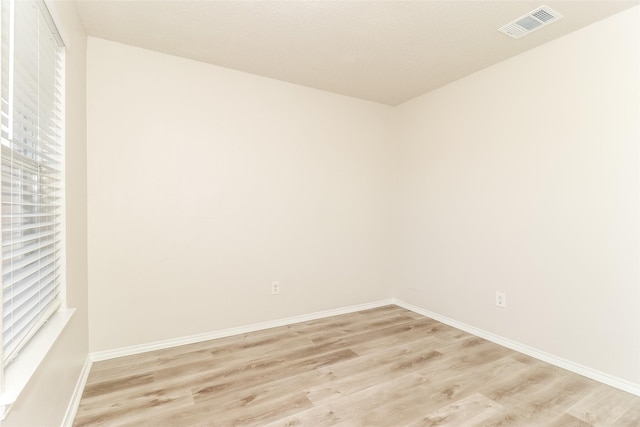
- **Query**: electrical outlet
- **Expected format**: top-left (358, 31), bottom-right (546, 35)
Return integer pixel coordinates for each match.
top-left (271, 281), bottom-right (280, 295)
top-left (496, 292), bottom-right (506, 308)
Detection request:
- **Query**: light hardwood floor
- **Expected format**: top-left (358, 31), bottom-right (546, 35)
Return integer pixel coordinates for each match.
top-left (74, 305), bottom-right (640, 426)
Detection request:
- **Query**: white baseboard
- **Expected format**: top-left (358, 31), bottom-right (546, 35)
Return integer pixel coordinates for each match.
top-left (61, 355), bottom-right (93, 427)
top-left (90, 299), bottom-right (395, 362)
top-left (393, 299), bottom-right (640, 397)
top-left (87, 297), bottom-right (639, 398)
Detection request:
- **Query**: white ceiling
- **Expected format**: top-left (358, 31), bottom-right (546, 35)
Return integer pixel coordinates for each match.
top-left (76, 0), bottom-right (639, 105)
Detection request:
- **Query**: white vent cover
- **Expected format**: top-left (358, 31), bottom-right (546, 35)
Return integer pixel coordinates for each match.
top-left (498, 5), bottom-right (563, 39)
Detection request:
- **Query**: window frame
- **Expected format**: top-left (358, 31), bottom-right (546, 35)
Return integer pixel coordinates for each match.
top-left (0, 0), bottom-right (73, 419)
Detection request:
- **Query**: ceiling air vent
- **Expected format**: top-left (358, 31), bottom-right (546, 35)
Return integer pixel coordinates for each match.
top-left (498, 5), bottom-right (563, 39)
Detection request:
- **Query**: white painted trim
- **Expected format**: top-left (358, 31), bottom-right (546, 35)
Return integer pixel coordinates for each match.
top-left (393, 299), bottom-right (640, 397)
top-left (0, 308), bottom-right (75, 420)
top-left (90, 299), bottom-right (394, 362)
top-left (61, 355), bottom-right (92, 427)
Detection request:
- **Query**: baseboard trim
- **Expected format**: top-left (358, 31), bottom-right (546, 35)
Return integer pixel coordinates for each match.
top-left (88, 297), bottom-right (639, 397)
top-left (393, 299), bottom-right (640, 397)
top-left (61, 355), bottom-right (93, 427)
top-left (90, 299), bottom-right (395, 362)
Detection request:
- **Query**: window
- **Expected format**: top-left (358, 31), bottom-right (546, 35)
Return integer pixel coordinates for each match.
top-left (0, 0), bottom-right (65, 415)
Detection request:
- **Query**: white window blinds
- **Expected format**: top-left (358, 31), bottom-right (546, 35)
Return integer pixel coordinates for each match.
top-left (0, 0), bottom-right (64, 364)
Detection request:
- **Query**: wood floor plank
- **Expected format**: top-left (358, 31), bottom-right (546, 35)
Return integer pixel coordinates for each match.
top-left (74, 387), bottom-right (194, 427)
top-left (334, 376), bottom-right (450, 426)
top-left (325, 371), bottom-right (431, 426)
top-left (566, 383), bottom-right (638, 426)
top-left (467, 409), bottom-right (530, 427)
top-left (190, 348), bottom-right (359, 405)
top-left (162, 391), bottom-right (314, 427)
top-left (74, 305), bottom-right (640, 427)
top-left (504, 373), bottom-right (592, 424)
top-left (612, 399), bottom-right (640, 427)
top-left (546, 413), bottom-right (595, 427)
top-left (262, 406), bottom-right (341, 427)
top-left (306, 346), bottom-right (442, 404)
top-left (85, 348), bottom-right (216, 386)
top-left (80, 373), bottom-right (155, 400)
top-left (405, 392), bottom-right (503, 427)
top-left (309, 317), bottom-right (438, 348)
top-left (413, 355), bottom-right (529, 408)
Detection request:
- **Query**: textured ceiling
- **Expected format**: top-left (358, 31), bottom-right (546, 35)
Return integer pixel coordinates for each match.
top-left (76, 0), bottom-right (639, 105)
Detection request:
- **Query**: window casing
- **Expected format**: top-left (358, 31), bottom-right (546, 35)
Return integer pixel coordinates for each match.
top-left (0, 0), bottom-right (64, 387)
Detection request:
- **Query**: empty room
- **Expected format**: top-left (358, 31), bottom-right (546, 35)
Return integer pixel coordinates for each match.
top-left (0, 0), bottom-right (639, 426)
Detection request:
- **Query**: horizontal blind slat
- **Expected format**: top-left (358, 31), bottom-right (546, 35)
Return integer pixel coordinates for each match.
top-left (3, 294), bottom-right (60, 359)
top-left (2, 256), bottom-right (56, 289)
top-left (3, 270), bottom-right (60, 312)
top-left (3, 285), bottom-right (59, 350)
top-left (1, 246), bottom-right (58, 276)
top-left (0, 229), bottom-right (59, 247)
top-left (2, 236), bottom-right (57, 258)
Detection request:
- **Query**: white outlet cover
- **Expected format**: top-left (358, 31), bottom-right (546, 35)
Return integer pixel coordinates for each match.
top-left (496, 292), bottom-right (506, 308)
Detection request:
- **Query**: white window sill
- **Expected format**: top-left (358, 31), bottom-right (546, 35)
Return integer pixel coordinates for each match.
top-left (0, 308), bottom-right (75, 420)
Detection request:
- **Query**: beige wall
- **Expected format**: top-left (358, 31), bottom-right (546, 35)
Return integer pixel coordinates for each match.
top-left (4, 1), bottom-right (89, 426)
top-left (86, 38), bottom-right (395, 352)
top-left (395, 6), bottom-right (640, 384)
